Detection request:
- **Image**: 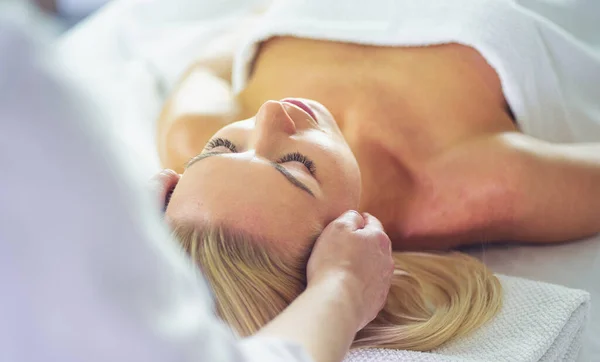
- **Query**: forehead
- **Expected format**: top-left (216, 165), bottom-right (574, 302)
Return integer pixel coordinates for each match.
top-left (166, 156), bottom-right (323, 248)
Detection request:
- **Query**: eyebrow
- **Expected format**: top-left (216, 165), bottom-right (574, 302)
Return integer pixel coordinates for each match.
top-left (186, 153), bottom-right (315, 197)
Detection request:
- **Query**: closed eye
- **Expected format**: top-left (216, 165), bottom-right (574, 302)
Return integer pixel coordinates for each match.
top-left (201, 139), bottom-right (316, 176)
top-left (276, 152), bottom-right (316, 176)
top-left (204, 138), bottom-right (237, 153)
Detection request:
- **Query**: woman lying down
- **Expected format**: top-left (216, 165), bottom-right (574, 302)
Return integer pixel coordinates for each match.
top-left (156, 0), bottom-right (600, 353)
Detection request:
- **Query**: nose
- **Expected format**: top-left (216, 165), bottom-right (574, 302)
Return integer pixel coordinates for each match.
top-left (253, 101), bottom-right (296, 156)
top-left (255, 100), bottom-right (297, 135)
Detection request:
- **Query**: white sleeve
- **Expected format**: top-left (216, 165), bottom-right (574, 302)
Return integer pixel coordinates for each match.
top-left (56, 0), bottom-right (108, 17)
top-left (0, 4), bottom-right (312, 362)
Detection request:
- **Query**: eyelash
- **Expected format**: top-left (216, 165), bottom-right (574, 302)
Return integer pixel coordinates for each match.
top-left (205, 138), bottom-right (237, 152)
top-left (277, 152), bottom-right (317, 176)
top-left (205, 138), bottom-right (316, 175)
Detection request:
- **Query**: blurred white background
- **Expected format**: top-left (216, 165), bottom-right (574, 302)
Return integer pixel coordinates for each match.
top-left (35, 0), bottom-right (110, 25)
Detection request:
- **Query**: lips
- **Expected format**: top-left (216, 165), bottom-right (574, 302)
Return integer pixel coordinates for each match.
top-left (281, 98), bottom-right (318, 123)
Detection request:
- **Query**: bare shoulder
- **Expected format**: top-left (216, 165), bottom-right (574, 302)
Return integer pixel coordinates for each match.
top-left (395, 133), bottom-right (526, 249)
top-left (395, 131), bottom-right (600, 249)
top-left (157, 66), bottom-right (238, 173)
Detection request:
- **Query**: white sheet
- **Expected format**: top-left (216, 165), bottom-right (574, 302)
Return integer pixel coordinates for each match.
top-left (55, 1), bottom-right (600, 360)
top-left (346, 275), bottom-right (590, 362)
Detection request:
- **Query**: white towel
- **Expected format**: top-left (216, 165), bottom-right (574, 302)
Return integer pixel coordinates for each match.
top-left (232, 0), bottom-right (600, 144)
top-left (345, 275), bottom-right (590, 362)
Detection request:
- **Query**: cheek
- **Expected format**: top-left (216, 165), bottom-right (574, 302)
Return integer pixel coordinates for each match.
top-left (322, 157), bottom-right (361, 214)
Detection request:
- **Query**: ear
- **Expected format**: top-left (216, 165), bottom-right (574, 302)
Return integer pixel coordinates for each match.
top-left (149, 169), bottom-right (181, 211)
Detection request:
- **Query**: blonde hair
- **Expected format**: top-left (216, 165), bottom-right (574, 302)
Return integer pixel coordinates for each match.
top-left (174, 223), bottom-right (502, 351)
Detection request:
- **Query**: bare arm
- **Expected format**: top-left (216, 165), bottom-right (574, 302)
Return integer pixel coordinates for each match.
top-left (503, 134), bottom-right (600, 242)
top-left (402, 132), bottom-right (600, 248)
top-left (257, 275), bottom-right (359, 362)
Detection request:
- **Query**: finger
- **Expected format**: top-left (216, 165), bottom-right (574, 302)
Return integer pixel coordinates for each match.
top-left (362, 213), bottom-right (385, 232)
top-left (149, 169), bottom-right (177, 193)
top-left (332, 210), bottom-right (366, 231)
top-left (362, 213), bottom-right (392, 253)
top-left (149, 169), bottom-right (180, 206)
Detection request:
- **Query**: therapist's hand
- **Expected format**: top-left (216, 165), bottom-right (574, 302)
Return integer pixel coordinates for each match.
top-left (148, 169), bottom-right (180, 210)
top-left (307, 211), bottom-right (394, 331)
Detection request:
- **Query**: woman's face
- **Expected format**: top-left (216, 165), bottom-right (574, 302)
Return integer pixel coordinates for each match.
top-left (165, 99), bottom-right (361, 253)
